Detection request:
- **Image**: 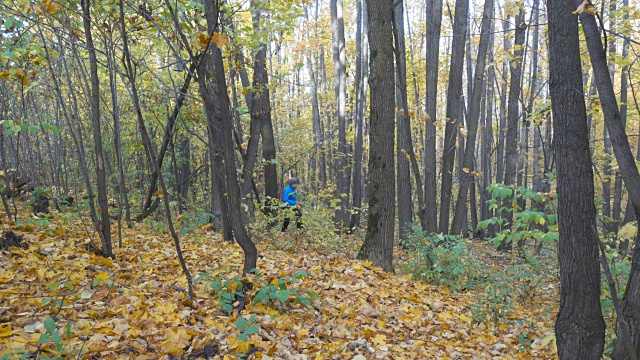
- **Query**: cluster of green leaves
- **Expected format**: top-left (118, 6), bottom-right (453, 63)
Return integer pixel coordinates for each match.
top-left (0, 317), bottom-right (72, 360)
top-left (252, 270), bottom-right (318, 307)
top-left (234, 314), bottom-right (259, 341)
top-left (401, 225), bottom-right (472, 288)
top-left (0, 118), bottom-right (60, 137)
top-left (478, 184), bottom-right (558, 248)
top-left (1, 280), bottom-right (76, 360)
top-left (196, 268), bottom-right (317, 314)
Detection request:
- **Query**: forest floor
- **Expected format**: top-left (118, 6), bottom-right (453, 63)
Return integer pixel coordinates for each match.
top-left (0, 208), bottom-right (559, 359)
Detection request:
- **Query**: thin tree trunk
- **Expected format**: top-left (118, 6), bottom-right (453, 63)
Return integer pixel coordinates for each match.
top-left (499, 6), bottom-right (526, 251)
top-left (480, 23), bottom-right (495, 227)
top-left (394, 0), bottom-right (414, 240)
top-left (496, 15), bottom-right (510, 185)
top-left (423, 0), bottom-right (442, 233)
top-left (451, 0), bottom-right (493, 235)
top-left (82, 0), bottom-right (112, 258)
top-left (351, 0), bottom-right (368, 229)
top-left (438, 0), bottom-right (468, 234)
top-left (578, 6), bottom-right (640, 357)
top-left (331, 0), bottom-right (350, 229)
top-left (119, 0), bottom-right (193, 297)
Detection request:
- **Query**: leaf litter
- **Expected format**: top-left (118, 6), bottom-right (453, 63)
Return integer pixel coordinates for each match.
top-left (0, 212), bottom-right (558, 359)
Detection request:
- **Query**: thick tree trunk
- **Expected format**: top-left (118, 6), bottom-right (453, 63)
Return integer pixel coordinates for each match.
top-left (451, 0), bottom-right (493, 235)
top-left (438, 0), bottom-right (468, 234)
top-left (82, 0), bottom-right (112, 258)
top-left (357, 0), bottom-right (395, 272)
top-left (423, 0), bottom-right (442, 233)
top-left (548, 1), bottom-right (606, 357)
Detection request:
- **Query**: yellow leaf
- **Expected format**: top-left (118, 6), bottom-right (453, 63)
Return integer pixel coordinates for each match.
top-left (573, 0), bottom-right (597, 15)
top-left (437, 311), bottom-right (453, 322)
top-left (541, 334), bottom-right (555, 347)
top-left (0, 324), bottom-right (13, 337)
top-left (618, 222), bottom-right (638, 240)
top-left (505, 0), bottom-right (521, 17)
top-left (211, 32), bottom-right (230, 48)
top-left (44, 0), bottom-right (61, 14)
top-left (370, 333), bottom-right (386, 346)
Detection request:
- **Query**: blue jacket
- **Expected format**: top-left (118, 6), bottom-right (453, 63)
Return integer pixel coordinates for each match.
top-left (283, 185), bottom-right (298, 206)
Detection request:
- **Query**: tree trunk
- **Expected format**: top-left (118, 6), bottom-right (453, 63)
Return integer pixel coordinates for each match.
top-left (613, 0), bottom-right (629, 233)
top-left (480, 24), bottom-right (495, 227)
top-left (423, 0), bottom-right (442, 233)
top-left (330, 0), bottom-right (350, 229)
top-left (498, 6), bottom-right (526, 251)
top-left (81, 0), bottom-right (112, 258)
top-left (357, 0), bottom-right (395, 272)
top-left (198, 0), bottom-right (258, 275)
top-left (438, 0), bottom-right (468, 234)
top-left (548, 1), bottom-right (606, 356)
top-left (351, 0), bottom-right (368, 229)
top-left (451, 0), bottom-right (493, 235)
top-left (394, 0), bottom-right (413, 241)
top-left (578, 5), bottom-right (640, 357)
top-left (496, 16), bottom-right (510, 185)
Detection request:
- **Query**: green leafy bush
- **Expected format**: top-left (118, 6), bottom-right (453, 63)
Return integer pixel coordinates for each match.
top-left (401, 225), bottom-right (474, 288)
top-left (478, 184), bottom-right (558, 248)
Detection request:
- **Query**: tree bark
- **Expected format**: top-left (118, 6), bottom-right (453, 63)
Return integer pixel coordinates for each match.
top-left (331, 0), bottom-right (350, 229)
top-left (198, 0), bottom-right (258, 275)
top-left (578, 5), bottom-right (640, 357)
top-left (423, 0), bottom-right (442, 233)
top-left (438, 0), bottom-right (468, 234)
top-left (357, 0), bottom-right (395, 272)
top-left (496, 15), bottom-right (510, 185)
top-left (351, 0), bottom-right (368, 229)
top-left (548, 1), bottom-right (606, 357)
top-left (81, 0), bottom-right (112, 258)
top-left (499, 6), bottom-right (526, 251)
top-left (394, 0), bottom-right (414, 241)
top-left (451, 0), bottom-right (493, 235)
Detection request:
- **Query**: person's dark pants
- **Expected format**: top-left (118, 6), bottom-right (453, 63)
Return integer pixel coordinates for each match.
top-left (282, 206), bottom-right (303, 232)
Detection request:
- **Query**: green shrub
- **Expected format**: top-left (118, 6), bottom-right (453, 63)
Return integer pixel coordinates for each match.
top-left (478, 184), bottom-right (558, 249)
top-left (401, 225), bottom-right (474, 289)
